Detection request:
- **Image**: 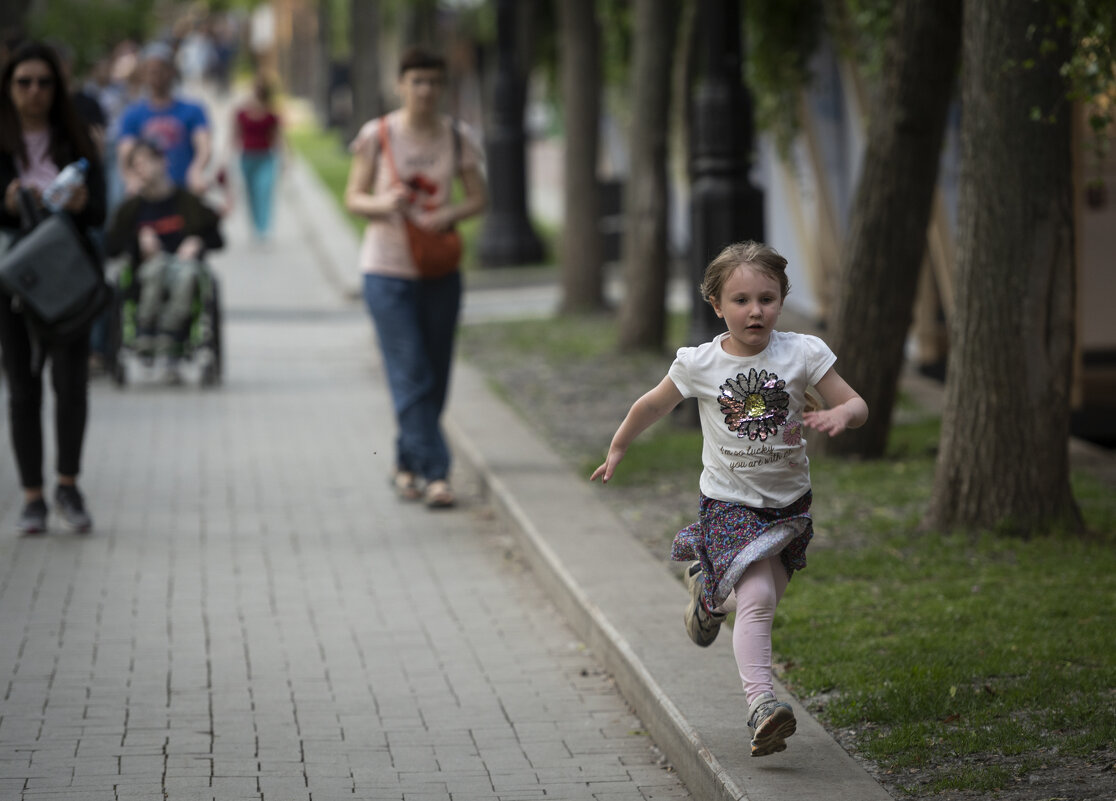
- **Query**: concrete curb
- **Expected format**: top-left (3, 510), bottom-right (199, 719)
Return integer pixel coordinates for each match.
top-left (446, 362), bottom-right (894, 801)
top-left (446, 385), bottom-right (748, 801)
top-left (447, 400), bottom-right (747, 801)
top-left (290, 151), bottom-right (894, 800)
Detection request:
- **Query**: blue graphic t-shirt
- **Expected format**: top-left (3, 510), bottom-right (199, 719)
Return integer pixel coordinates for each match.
top-left (118, 98), bottom-right (208, 187)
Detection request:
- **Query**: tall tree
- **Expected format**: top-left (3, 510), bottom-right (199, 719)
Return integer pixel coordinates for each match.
top-left (826, 0), bottom-right (962, 457)
top-left (557, 0), bottom-right (606, 313)
top-left (617, 0), bottom-right (681, 351)
top-left (1, 0), bottom-right (32, 51)
top-left (401, 0), bottom-right (437, 48)
top-left (928, 0), bottom-right (1082, 534)
top-left (348, 0), bottom-right (382, 140)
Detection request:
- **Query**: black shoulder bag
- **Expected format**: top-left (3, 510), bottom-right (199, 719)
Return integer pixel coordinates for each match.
top-left (0, 189), bottom-right (111, 370)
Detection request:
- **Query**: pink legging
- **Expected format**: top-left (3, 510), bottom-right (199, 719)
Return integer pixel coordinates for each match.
top-left (728, 556), bottom-right (790, 704)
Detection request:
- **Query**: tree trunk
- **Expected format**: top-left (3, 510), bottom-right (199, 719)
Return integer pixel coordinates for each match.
top-left (557, 0), bottom-right (606, 313)
top-left (617, 0), bottom-right (681, 352)
top-left (348, 0), bottom-right (382, 140)
top-left (0, 0), bottom-right (32, 51)
top-left (827, 0), bottom-right (962, 456)
top-left (402, 0), bottom-right (437, 49)
top-left (315, 1), bottom-right (332, 127)
top-left (927, 0), bottom-right (1082, 534)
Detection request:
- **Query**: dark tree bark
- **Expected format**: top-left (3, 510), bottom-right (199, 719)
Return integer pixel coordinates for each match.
top-left (927, 0), bottom-right (1082, 534)
top-left (401, 0), bottom-right (437, 48)
top-left (617, 0), bottom-right (681, 352)
top-left (827, 0), bottom-right (962, 456)
top-left (0, 0), bottom-right (32, 51)
top-left (557, 0), bottom-right (606, 313)
top-left (348, 0), bottom-right (383, 139)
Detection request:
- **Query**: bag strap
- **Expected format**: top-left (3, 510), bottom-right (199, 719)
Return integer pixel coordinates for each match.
top-left (450, 120), bottom-right (461, 177)
top-left (17, 188), bottom-right (43, 231)
top-left (10, 188), bottom-right (46, 376)
top-left (376, 115), bottom-right (462, 186)
top-left (376, 116), bottom-right (402, 188)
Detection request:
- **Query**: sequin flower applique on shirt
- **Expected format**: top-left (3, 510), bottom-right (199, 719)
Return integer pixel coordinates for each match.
top-left (719, 368), bottom-right (790, 441)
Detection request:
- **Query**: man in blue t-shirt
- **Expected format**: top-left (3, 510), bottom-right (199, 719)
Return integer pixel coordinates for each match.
top-left (117, 42), bottom-right (211, 194)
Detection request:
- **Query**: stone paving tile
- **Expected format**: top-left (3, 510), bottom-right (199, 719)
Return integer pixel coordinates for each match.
top-left (0, 144), bottom-right (691, 800)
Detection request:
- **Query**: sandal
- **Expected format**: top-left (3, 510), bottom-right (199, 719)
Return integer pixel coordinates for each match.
top-left (393, 470), bottom-right (422, 501)
top-left (424, 480), bottom-right (455, 509)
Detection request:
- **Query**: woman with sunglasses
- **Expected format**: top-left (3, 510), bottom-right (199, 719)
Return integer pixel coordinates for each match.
top-left (0, 41), bottom-right (106, 535)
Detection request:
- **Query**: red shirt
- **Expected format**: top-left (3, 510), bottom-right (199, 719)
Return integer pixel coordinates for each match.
top-left (236, 109), bottom-right (279, 153)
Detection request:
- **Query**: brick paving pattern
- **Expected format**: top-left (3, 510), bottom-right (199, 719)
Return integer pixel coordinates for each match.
top-left (0, 173), bottom-right (691, 801)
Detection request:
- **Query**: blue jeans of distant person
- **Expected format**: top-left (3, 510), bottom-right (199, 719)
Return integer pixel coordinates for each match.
top-left (362, 271), bottom-right (461, 483)
top-left (239, 151), bottom-right (278, 237)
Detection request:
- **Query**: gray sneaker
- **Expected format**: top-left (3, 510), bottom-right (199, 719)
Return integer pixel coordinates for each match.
top-left (54, 485), bottom-right (92, 533)
top-left (683, 562), bottom-right (726, 647)
top-left (17, 498), bottom-right (48, 534)
top-left (748, 693), bottom-right (796, 757)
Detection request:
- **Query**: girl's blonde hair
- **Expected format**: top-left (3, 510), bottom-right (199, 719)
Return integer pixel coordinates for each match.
top-left (700, 240), bottom-right (791, 305)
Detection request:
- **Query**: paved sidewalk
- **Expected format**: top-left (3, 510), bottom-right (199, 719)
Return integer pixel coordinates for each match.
top-left (0, 165), bottom-right (691, 799)
top-left (281, 156), bottom-right (895, 801)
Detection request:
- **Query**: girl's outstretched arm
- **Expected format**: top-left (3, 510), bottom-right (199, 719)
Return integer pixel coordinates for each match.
top-left (591, 376), bottom-right (684, 483)
top-left (803, 367), bottom-right (869, 437)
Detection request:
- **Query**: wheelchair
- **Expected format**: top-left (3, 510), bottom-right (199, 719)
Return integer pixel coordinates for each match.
top-left (103, 256), bottom-right (223, 387)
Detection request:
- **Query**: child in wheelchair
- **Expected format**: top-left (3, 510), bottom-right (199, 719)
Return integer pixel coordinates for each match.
top-left (105, 138), bottom-right (222, 377)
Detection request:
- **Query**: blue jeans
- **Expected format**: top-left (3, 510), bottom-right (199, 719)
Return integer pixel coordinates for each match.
top-left (363, 272), bottom-right (461, 482)
top-left (240, 151), bottom-right (278, 236)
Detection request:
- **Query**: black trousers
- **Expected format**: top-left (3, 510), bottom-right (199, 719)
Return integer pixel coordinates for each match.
top-left (0, 294), bottom-right (90, 489)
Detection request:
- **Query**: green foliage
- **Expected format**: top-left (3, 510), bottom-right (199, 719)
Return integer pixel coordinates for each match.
top-left (745, 0), bottom-right (1116, 164)
top-left (328, 0), bottom-right (351, 58)
top-left (529, 0), bottom-right (631, 120)
top-left (599, 0), bottom-right (634, 92)
top-left (744, 0), bottom-right (826, 153)
top-left (1060, 0), bottom-right (1116, 166)
top-left (831, 0), bottom-right (894, 77)
top-left (29, 0), bottom-right (158, 73)
top-left (450, 0), bottom-right (496, 46)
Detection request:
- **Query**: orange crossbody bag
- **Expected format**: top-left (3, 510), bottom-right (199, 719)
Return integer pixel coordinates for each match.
top-left (377, 117), bottom-right (462, 279)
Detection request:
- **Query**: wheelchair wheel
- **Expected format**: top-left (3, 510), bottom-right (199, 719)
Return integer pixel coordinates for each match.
top-left (104, 288), bottom-right (127, 387)
top-left (200, 279), bottom-right (223, 387)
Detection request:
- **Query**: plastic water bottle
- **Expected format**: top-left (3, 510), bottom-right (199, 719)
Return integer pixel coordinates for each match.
top-left (42, 158), bottom-right (89, 212)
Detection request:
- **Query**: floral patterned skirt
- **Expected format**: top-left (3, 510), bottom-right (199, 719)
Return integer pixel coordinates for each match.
top-left (671, 491), bottom-right (813, 612)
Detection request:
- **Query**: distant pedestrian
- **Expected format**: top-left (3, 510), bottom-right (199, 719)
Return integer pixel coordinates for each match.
top-left (0, 41), bottom-right (107, 534)
top-left (117, 42), bottom-right (211, 196)
top-left (343, 46), bottom-right (486, 509)
top-left (591, 241), bottom-right (869, 757)
top-left (231, 73), bottom-right (282, 241)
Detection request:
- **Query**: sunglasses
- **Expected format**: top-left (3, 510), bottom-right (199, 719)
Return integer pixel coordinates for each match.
top-left (14, 76), bottom-right (54, 90)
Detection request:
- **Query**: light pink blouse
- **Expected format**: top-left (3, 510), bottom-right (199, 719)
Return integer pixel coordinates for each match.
top-left (349, 111), bottom-right (481, 279)
top-left (18, 130), bottom-right (60, 191)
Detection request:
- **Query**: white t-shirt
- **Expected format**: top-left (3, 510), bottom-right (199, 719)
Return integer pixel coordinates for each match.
top-left (668, 330), bottom-right (837, 508)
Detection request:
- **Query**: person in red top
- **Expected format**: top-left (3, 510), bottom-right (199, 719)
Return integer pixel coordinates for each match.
top-left (231, 73), bottom-right (281, 240)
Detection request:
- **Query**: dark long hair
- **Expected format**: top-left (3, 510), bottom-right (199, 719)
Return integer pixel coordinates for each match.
top-left (0, 41), bottom-right (98, 169)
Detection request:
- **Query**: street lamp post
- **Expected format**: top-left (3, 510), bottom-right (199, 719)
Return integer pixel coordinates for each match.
top-left (688, 0), bottom-right (764, 345)
top-left (477, 0), bottom-right (544, 267)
